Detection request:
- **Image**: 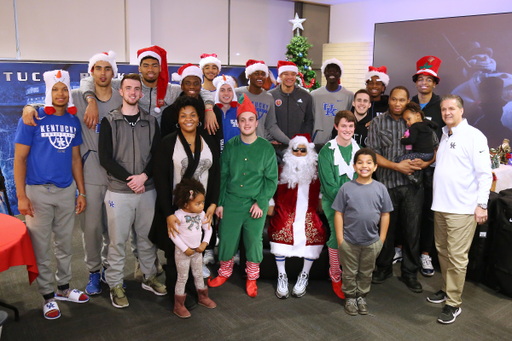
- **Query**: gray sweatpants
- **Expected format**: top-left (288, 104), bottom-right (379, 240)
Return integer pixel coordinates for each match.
top-left (25, 184), bottom-right (76, 296)
top-left (78, 183), bottom-right (109, 272)
top-left (104, 189), bottom-right (157, 288)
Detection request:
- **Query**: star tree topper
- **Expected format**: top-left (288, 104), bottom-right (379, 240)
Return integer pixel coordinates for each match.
top-left (289, 13), bottom-right (306, 36)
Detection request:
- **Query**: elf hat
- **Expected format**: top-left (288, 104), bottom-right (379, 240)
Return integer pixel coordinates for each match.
top-left (289, 133), bottom-right (315, 150)
top-left (413, 55), bottom-right (442, 84)
top-left (245, 59), bottom-right (269, 79)
top-left (137, 45), bottom-right (168, 113)
top-left (43, 70), bottom-right (77, 115)
top-left (365, 66), bottom-right (390, 86)
top-left (213, 75), bottom-right (238, 108)
top-left (321, 58), bottom-right (344, 75)
top-left (171, 63), bottom-right (203, 83)
top-left (88, 50), bottom-right (118, 77)
top-left (237, 93), bottom-right (257, 118)
top-left (199, 53), bottom-right (221, 72)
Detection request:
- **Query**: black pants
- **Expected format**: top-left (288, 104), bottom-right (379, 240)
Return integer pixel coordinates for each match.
top-left (420, 168), bottom-right (435, 254)
top-left (376, 184), bottom-right (424, 278)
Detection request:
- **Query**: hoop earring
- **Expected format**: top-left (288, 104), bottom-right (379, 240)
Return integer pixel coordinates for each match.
top-left (176, 123), bottom-right (180, 128)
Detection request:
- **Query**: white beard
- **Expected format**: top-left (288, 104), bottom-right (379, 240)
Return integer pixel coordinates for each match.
top-left (280, 150), bottom-right (318, 189)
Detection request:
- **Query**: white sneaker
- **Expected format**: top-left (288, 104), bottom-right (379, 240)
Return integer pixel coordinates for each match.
top-left (203, 249), bottom-right (215, 265)
top-left (202, 264), bottom-right (211, 278)
top-left (292, 272), bottom-right (309, 297)
top-left (233, 250), bottom-right (240, 265)
top-left (392, 247), bottom-right (403, 264)
top-left (275, 273), bottom-right (289, 299)
top-left (420, 254), bottom-right (435, 277)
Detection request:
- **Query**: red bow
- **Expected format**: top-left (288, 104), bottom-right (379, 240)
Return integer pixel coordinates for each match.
top-left (368, 66), bottom-right (387, 73)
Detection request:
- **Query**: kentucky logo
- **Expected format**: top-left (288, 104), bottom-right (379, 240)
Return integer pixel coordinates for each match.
top-left (40, 124), bottom-right (76, 150)
top-left (323, 103), bottom-right (338, 117)
top-left (450, 142), bottom-right (456, 149)
top-left (253, 102), bottom-right (269, 120)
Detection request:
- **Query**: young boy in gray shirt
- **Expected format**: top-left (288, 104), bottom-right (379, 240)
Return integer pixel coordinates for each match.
top-left (332, 148), bottom-right (393, 316)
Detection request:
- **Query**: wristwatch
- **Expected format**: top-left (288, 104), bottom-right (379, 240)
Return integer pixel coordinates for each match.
top-left (477, 203), bottom-right (487, 210)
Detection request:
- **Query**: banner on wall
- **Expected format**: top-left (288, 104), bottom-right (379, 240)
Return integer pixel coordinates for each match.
top-left (0, 62), bottom-right (257, 215)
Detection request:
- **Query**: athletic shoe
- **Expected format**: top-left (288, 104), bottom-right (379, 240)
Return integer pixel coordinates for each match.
top-left (356, 296), bottom-right (368, 315)
top-left (344, 298), bottom-right (358, 316)
top-left (142, 274), bottom-right (167, 296)
top-left (203, 250), bottom-right (215, 265)
top-left (292, 272), bottom-right (309, 298)
top-left (392, 247), bottom-right (403, 264)
top-left (420, 254), bottom-right (435, 277)
top-left (134, 260), bottom-right (143, 282)
top-left (85, 272), bottom-right (102, 295)
top-left (437, 304), bottom-right (461, 324)
top-left (102, 267), bottom-right (126, 289)
top-left (275, 273), bottom-right (289, 299)
top-left (203, 264), bottom-right (211, 279)
top-left (427, 290), bottom-right (447, 304)
top-left (110, 284), bottom-right (129, 308)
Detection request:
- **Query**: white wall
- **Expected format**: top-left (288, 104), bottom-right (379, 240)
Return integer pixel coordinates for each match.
top-left (329, 0), bottom-right (512, 44)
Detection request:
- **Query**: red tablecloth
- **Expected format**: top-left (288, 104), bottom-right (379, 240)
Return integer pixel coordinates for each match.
top-left (0, 213), bottom-right (38, 284)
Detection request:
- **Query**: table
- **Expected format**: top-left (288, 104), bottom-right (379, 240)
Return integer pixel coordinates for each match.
top-left (493, 164), bottom-right (512, 193)
top-left (0, 213), bottom-right (39, 321)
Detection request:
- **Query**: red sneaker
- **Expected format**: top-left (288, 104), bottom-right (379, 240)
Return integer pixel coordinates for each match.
top-left (208, 275), bottom-right (228, 288)
top-left (246, 279), bottom-right (258, 297)
top-left (332, 280), bottom-right (345, 299)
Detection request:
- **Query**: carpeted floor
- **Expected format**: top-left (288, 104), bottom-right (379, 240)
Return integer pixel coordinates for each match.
top-left (1, 222), bottom-right (511, 341)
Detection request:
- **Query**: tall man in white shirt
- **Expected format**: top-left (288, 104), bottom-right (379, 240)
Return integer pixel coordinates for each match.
top-left (428, 94), bottom-right (492, 324)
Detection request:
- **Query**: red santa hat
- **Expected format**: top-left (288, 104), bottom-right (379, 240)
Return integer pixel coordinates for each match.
top-left (88, 50), bottom-right (118, 77)
top-left (237, 93), bottom-right (257, 118)
top-left (137, 45), bottom-right (168, 113)
top-left (245, 59), bottom-right (269, 79)
top-left (321, 58), bottom-right (344, 75)
top-left (289, 133), bottom-right (315, 151)
top-left (276, 60), bottom-right (299, 84)
top-left (413, 55), bottom-right (442, 84)
top-left (43, 70), bottom-right (77, 115)
top-left (171, 63), bottom-right (203, 83)
top-left (199, 53), bottom-right (222, 72)
top-left (213, 75), bottom-right (238, 108)
top-left (365, 66), bottom-right (390, 86)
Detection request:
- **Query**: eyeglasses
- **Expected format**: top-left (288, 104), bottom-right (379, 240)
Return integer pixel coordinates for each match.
top-left (292, 148), bottom-right (307, 153)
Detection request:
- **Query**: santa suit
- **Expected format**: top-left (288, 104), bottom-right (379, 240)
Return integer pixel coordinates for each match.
top-left (268, 171), bottom-right (326, 259)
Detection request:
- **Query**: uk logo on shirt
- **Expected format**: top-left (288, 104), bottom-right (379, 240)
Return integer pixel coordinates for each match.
top-left (323, 103), bottom-right (338, 117)
top-left (253, 102), bottom-right (269, 120)
top-left (40, 124), bottom-right (77, 150)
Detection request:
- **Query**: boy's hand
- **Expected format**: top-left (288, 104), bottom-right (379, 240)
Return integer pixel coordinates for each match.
top-left (22, 106), bottom-right (38, 127)
top-left (76, 195), bottom-right (86, 214)
top-left (204, 108), bottom-right (219, 135)
top-left (167, 214), bottom-right (181, 238)
top-left (84, 99), bottom-right (99, 129)
top-left (127, 173), bottom-right (147, 194)
top-left (249, 202), bottom-right (263, 219)
top-left (204, 204), bottom-right (216, 228)
top-left (18, 196), bottom-right (35, 217)
top-left (195, 242), bottom-right (208, 253)
top-left (185, 248), bottom-right (195, 256)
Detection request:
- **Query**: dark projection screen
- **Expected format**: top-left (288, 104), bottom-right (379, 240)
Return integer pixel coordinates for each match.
top-left (373, 12), bottom-right (512, 147)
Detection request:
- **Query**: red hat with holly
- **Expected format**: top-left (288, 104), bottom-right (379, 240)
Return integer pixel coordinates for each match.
top-left (365, 66), bottom-right (390, 86)
top-left (199, 53), bottom-right (221, 72)
top-left (245, 59), bottom-right (269, 79)
top-left (137, 45), bottom-right (168, 113)
top-left (171, 63), bottom-right (203, 83)
top-left (237, 93), bottom-right (257, 118)
top-left (413, 55), bottom-right (442, 84)
top-left (43, 70), bottom-right (77, 115)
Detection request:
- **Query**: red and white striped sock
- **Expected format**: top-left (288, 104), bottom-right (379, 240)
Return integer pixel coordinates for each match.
top-left (328, 247), bottom-right (341, 282)
top-left (245, 261), bottom-right (260, 281)
top-left (218, 258), bottom-right (234, 278)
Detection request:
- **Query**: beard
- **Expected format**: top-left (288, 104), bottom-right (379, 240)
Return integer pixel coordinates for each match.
top-left (280, 150), bottom-right (318, 189)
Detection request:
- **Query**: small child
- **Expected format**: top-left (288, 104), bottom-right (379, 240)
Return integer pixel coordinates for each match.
top-left (397, 102), bottom-right (438, 184)
top-left (332, 148), bottom-right (393, 316)
top-left (170, 178), bottom-right (216, 318)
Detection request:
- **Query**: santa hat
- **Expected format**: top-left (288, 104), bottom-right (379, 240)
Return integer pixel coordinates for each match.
top-left (171, 63), bottom-right (203, 83)
top-left (365, 66), bottom-right (390, 86)
top-left (137, 45), bottom-right (168, 113)
top-left (321, 58), bottom-right (344, 75)
top-left (237, 93), bottom-right (257, 118)
top-left (43, 70), bottom-right (77, 115)
top-left (277, 60), bottom-right (298, 76)
top-left (245, 59), bottom-right (269, 79)
top-left (213, 75), bottom-right (238, 108)
top-left (413, 55), bottom-right (442, 84)
top-left (88, 50), bottom-right (118, 77)
top-left (199, 53), bottom-right (221, 72)
top-left (289, 133), bottom-right (315, 151)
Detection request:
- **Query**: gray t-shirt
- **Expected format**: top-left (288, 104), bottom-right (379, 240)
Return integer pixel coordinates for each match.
top-left (331, 179), bottom-right (393, 246)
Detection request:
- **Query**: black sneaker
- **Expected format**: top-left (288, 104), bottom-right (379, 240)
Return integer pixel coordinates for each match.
top-left (427, 290), bottom-right (447, 304)
top-left (400, 276), bottom-right (423, 293)
top-left (372, 268), bottom-right (393, 284)
top-left (437, 304), bottom-right (461, 324)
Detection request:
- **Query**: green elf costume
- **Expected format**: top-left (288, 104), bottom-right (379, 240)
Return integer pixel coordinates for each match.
top-left (208, 93), bottom-right (278, 297)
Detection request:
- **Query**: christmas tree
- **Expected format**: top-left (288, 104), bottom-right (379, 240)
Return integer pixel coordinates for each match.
top-left (286, 32), bottom-right (319, 90)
